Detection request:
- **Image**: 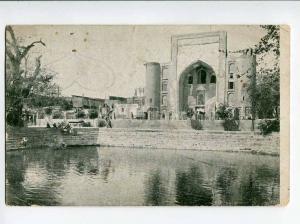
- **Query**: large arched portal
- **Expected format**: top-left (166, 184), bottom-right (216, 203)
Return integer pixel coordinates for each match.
top-left (178, 61), bottom-right (217, 119)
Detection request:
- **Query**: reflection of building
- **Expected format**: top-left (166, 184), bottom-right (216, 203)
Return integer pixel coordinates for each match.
top-left (144, 31), bottom-right (256, 120)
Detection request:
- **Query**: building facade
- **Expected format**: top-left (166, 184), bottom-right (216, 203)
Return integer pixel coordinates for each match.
top-left (144, 31), bottom-right (256, 120)
top-left (113, 103), bottom-right (139, 119)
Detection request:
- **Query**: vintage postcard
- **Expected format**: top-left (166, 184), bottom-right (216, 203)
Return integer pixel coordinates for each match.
top-left (5, 25), bottom-right (289, 206)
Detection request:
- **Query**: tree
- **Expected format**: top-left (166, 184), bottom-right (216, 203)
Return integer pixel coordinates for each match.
top-left (76, 110), bottom-right (86, 119)
top-left (248, 25), bottom-right (280, 121)
top-left (60, 99), bottom-right (73, 111)
top-left (5, 26), bottom-right (58, 126)
top-left (88, 109), bottom-right (98, 119)
top-left (256, 25), bottom-right (279, 119)
top-left (216, 104), bottom-right (240, 131)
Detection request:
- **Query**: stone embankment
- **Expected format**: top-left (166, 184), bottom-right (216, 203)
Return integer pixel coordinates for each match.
top-left (98, 128), bottom-right (279, 156)
top-left (5, 127), bottom-right (99, 151)
top-left (6, 127), bottom-right (279, 156)
top-left (111, 119), bottom-right (259, 131)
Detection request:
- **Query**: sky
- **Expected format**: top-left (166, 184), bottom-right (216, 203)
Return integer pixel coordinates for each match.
top-left (11, 25), bottom-right (266, 99)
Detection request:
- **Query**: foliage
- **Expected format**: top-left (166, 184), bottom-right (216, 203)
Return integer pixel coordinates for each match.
top-left (52, 110), bottom-right (64, 119)
top-left (191, 119), bottom-right (203, 130)
top-left (61, 99), bottom-right (73, 111)
top-left (5, 26), bottom-right (59, 126)
top-left (6, 112), bottom-right (24, 127)
top-left (255, 72), bottom-right (279, 119)
top-left (76, 110), bottom-right (86, 119)
top-left (254, 25), bottom-right (280, 58)
top-left (27, 95), bottom-right (73, 111)
top-left (37, 111), bottom-right (45, 119)
top-left (258, 119), bottom-right (280, 136)
top-left (97, 119), bottom-right (107, 128)
top-left (223, 119), bottom-right (239, 131)
top-left (216, 104), bottom-right (232, 120)
top-left (57, 121), bottom-right (73, 134)
top-left (82, 121), bottom-right (91, 127)
top-left (88, 109), bottom-right (98, 119)
top-left (247, 25), bottom-right (280, 120)
top-left (44, 107), bottom-right (52, 115)
top-left (216, 104), bottom-right (240, 131)
top-left (186, 108), bottom-right (194, 119)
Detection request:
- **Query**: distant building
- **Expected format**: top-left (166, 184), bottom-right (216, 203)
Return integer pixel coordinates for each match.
top-left (71, 95), bottom-right (105, 109)
top-left (126, 87), bottom-right (146, 108)
top-left (109, 96), bottom-right (127, 102)
top-left (143, 31), bottom-right (256, 120)
top-left (104, 96), bottom-right (126, 108)
top-left (113, 103), bottom-right (139, 119)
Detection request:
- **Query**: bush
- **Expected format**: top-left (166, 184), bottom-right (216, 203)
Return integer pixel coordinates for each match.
top-left (44, 107), bottom-right (53, 115)
top-left (223, 119), bottom-right (239, 131)
top-left (216, 104), bottom-right (231, 120)
top-left (186, 108), bottom-right (194, 119)
top-left (52, 111), bottom-right (64, 119)
top-left (61, 99), bottom-right (73, 111)
top-left (82, 121), bottom-right (91, 127)
top-left (191, 119), bottom-right (203, 130)
top-left (216, 104), bottom-right (240, 131)
top-left (76, 110), bottom-right (86, 119)
top-left (97, 119), bottom-right (107, 128)
top-left (37, 111), bottom-right (45, 119)
top-left (89, 109), bottom-right (98, 119)
top-left (6, 111), bottom-right (24, 127)
top-left (258, 119), bottom-right (280, 136)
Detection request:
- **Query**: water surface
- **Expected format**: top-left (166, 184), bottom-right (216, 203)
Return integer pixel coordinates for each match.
top-left (6, 146), bottom-right (279, 206)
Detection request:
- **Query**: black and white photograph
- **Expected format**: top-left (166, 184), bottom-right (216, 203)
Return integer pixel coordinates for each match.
top-left (4, 25), bottom-right (289, 206)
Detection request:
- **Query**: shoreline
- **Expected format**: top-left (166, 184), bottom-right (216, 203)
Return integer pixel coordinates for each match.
top-left (6, 143), bottom-right (279, 157)
top-left (6, 127), bottom-right (279, 156)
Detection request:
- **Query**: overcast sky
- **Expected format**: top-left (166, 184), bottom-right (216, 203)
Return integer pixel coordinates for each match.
top-left (11, 25), bottom-right (265, 99)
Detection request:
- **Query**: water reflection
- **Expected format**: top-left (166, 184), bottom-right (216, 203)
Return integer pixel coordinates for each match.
top-left (100, 160), bottom-right (112, 182)
top-left (175, 166), bottom-right (212, 206)
top-left (144, 170), bottom-right (167, 206)
top-left (6, 147), bottom-right (280, 206)
top-left (238, 165), bottom-right (279, 206)
top-left (6, 147), bottom-right (99, 206)
top-left (216, 167), bottom-right (238, 205)
top-left (6, 151), bottom-right (60, 205)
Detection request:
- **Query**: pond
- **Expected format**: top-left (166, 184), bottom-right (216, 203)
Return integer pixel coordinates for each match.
top-left (6, 146), bottom-right (279, 206)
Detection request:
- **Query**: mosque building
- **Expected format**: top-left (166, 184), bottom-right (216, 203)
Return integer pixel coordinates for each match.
top-left (143, 31), bottom-right (256, 120)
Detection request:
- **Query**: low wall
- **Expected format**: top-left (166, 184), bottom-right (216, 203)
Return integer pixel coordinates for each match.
top-left (34, 118), bottom-right (259, 131)
top-left (98, 128), bottom-right (279, 155)
top-left (6, 127), bottom-right (279, 156)
top-left (112, 119), bottom-right (258, 131)
top-left (111, 119), bottom-right (192, 130)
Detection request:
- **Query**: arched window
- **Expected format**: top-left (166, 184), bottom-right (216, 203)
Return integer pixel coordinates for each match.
top-left (200, 70), bottom-right (207, 84)
top-left (162, 95), bottom-right (167, 106)
top-left (229, 63), bottom-right (235, 73)
top-left (188, 74), bottom-right (193, 84)
top-left (197, 71), bottom-right (201, 84)
top-left (210, 75), bottom-right (216, 83)
top-left (162, 82), bottom-right (168, 92)
top-left (229, 63), bottom-right (235, 79)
